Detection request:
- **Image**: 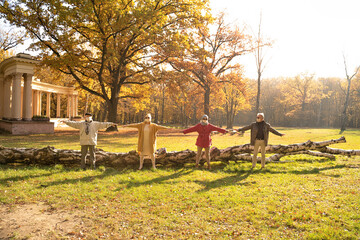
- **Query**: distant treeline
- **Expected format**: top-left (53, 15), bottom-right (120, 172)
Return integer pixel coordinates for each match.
top-left (87, 74), bottom-right (360, 129)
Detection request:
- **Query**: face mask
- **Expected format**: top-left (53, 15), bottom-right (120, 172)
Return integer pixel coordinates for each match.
top-left (85, 116), bottom-right (92, 122)
top-left (201, 119), bottom-right (208, 125)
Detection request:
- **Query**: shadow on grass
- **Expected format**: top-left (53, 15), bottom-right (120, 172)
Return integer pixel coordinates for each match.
top-left (0, 165), bottom-right (65, 186)
top-left (289, 164), bottom-right (346, 176)
top-left (0, 161), bottom-right (347, 190)
top-left (195, 170), bottom-right (254, 192)
top-left (291, 158), bottom-right (336, 163)
top-left (194, 163), bottom-right (347, 192)
top-left (115, 168), bottom-right (195, 191)
top-left (241, 164), bottom-right (346, 177)
top-left (32, 166), bottom-right (193, 189)
top-left (34, 168), bottom-right (124, 189)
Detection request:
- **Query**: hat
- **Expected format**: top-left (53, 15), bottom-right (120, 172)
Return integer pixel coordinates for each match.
top-left (85, 113), bottom-right (92, 116)
top-left (201, 114), bottom-right (209, 120)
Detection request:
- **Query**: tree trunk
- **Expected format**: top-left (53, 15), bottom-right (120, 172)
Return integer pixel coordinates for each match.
top-left (1, 137), bottom-right (357, 167)
top-left (161, 86), bottom-right (165, 124)
top-left (105, 98), bottom-right (118, 131)
top-left (204, 87), bottom-right (210, 116)
top-left (226, 98), bottom-right (234, 129)
top-left (107, 98), bottom-right (118, 123)
top-left (225, 103), bottom-right (231, 129)
top-left (317, 100), bottom-right (322, 127)
top-left (154, 105), bottom-right (159, 123)
top-left (340, 79), bottom-right (351, 133)
top-left (192, 106), bottom-right (197, 125)
top-left (84, 94), bottom-right (89, 115)
top-left (255, 72), bottom-right (261, 114)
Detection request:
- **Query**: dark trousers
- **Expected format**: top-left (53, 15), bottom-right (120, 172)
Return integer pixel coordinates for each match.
top-left (81, 145), bottom-right (96, 169)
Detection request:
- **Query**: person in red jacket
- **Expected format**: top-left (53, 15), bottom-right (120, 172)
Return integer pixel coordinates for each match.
top-left (183, 115), bottom-right (227, 169)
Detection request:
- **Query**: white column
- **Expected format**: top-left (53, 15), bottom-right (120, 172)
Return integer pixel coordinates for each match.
top-left (12, 73), bottom-right (22, 120)
top-left (23, 74), bottom-right (33, 120)
top-left (46, 92), bottom-right (51, 118)
top-left (3, 76), bottom-right (11, 119)
top-left (33, 90), bottom-right (37, 116)
top-left (56, 94), bottom-right (61, 118)
top-left (67, 95), bottom-right (71, 118)
top-left (71, 95), bottom-right (76, 117)
top-left (21, 86), bottom-right (23, 118)
top-left (38, 91), bottom-right (42, 115)
top-left (75, 95), bottom-right (79, 116)
top-left (0, 74), bottom-right (4, 119)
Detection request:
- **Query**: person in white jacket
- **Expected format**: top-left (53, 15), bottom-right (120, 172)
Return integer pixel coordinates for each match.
top-left (62, 113), bottom-right (116, 169)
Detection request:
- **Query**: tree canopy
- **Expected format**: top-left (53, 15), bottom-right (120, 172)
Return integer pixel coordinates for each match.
top-left (0, 0), bottom-right (210, 121)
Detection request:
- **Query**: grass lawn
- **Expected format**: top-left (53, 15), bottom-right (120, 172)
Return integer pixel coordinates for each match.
top-left (0, 127), bottom-right (359, 152)
top-left (0, 127), bottom-right (359, 239)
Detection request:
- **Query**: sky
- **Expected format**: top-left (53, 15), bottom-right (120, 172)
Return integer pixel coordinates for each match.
top-left (11, 0), bottom-right (360, 80)
top-left (210, 0), bottom-right (360, 79)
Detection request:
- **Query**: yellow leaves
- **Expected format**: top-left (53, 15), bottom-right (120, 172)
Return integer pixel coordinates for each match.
top-left (119, 84), bottom-right (151, 113)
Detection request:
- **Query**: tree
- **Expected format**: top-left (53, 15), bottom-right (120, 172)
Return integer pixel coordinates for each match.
top-left (0, 26), bottom-right (26, 61)
top-left (349, 75), bottom-right (360, 128)
top-left (281, 73), bottom-right (323, 126)
top-left (0, 0), bottom-right (209, 122)
top-left (221, 70), bottom-right (250, 129)
top-left (340, 54), bottom-right (360, 133)
top-left (259, 78), bottom-right (284, 124)
top-left (253, 13), bottom-right (272, 115)
top-left (165, 12), bottom-right (253, 116)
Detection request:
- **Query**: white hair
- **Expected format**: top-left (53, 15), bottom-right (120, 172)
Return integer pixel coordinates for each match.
top-left (257, 113), bottom-right (264, 118)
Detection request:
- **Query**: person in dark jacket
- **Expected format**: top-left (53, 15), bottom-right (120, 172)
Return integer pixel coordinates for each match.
top-left (237, 113), bottom-right (285, 169)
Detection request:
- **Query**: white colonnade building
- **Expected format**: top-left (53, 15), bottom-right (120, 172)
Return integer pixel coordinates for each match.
top-left (0, 53), bottom-right (78, 134)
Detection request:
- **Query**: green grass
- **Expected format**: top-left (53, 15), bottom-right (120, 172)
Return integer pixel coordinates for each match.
top-left (0, 127), bottom-right (359, 152)
top-left (0, 128), bottom-right (359, 239)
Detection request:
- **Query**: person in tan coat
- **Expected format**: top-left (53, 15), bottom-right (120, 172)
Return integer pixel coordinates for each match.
top-left (123, 113), bottom-right (171, 169)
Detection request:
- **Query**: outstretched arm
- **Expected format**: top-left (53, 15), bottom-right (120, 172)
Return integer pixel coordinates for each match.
top-left (237, 124), bottom-right (252, 132)
top-left (95, 122), bottom-right (117, 130)
top-left (210, 124), bottom-right (227, 134)
top-left (155, 125), bottom-right (171, 131)
top-left (183, 125), bottom-right (199, 134)
top-left (62, 120), bottom-right (82, 129)
top-left (123, 123), bottom-right (142, 130)
top-left (269, 126), bottom-right (284, 136)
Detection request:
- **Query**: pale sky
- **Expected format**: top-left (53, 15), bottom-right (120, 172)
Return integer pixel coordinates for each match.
top-left (13, 0), bottom-right (360, 80)
top-left (210, 0), bottom-right (360, 79)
